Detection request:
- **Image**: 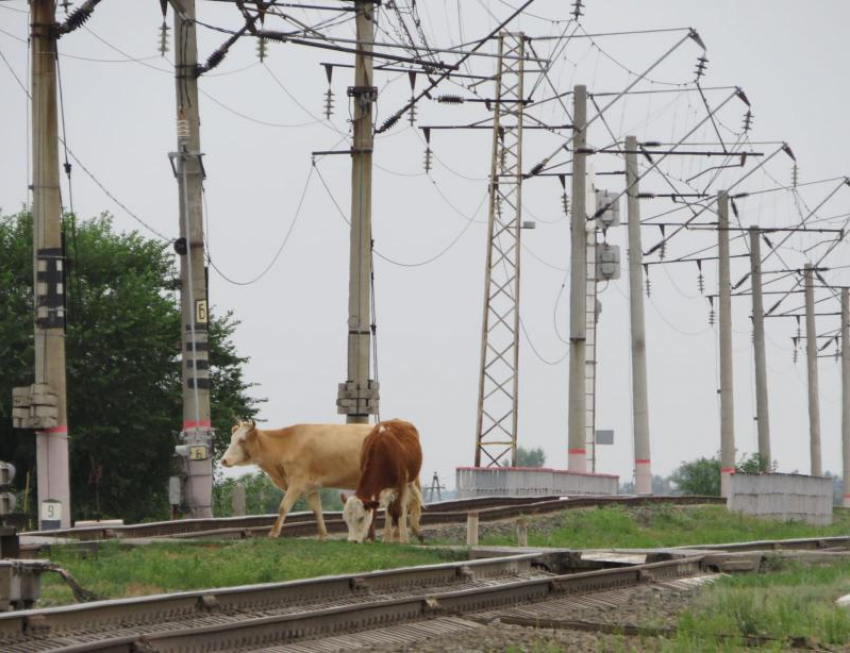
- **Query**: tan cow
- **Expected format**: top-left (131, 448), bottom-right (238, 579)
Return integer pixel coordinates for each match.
top-left (221, 419), bottom-right (372, 538)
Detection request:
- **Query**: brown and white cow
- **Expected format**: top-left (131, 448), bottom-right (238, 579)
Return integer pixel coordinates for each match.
top-left (221, 419), bottom-right (373, 538)
top-left (342, 419), bottom-right (424, 544)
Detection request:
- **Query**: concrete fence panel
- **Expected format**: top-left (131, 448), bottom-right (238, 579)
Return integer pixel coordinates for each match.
top-left (728, 473), bottom-right (833, 525)
top-left (456, 467), bottom-right (619, 499)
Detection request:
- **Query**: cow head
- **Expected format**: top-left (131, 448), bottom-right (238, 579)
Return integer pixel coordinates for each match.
top-left (221, 419), bottom-right (257, 468)
top-left (341, 493), bottom-right (379, 543)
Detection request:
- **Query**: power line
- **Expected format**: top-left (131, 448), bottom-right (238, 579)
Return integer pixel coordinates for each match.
top-left (204, 165), bottom-right (314, 286)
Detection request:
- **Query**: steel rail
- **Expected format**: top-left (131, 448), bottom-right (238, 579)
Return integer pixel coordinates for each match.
top-left (4, 534), bottom-right (847, 651)
top-left (0, 554), bottom-right (706, 652)
top-left (24, 495), bottom-right (725, 542)
top-left (0, 553), bottom-right (549, 644)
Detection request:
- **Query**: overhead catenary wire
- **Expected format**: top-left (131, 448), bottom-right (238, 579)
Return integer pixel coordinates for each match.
top-left (313, 159), bottom-right (485, 268)
top-left (204, 165), bottom-right (314, 286)
top-left (1, 43), bottom-right (172, 240)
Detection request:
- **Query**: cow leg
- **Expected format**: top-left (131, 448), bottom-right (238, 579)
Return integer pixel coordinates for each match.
top-left (269, 484), bottom-right (303, 538)
top-left (380, 489), bottom-right (399, 543)
top-left (398, 485), bottom-right (410, 544)
top-left (367, 508), bottom-right (377, 542)
top-left (305, 491), bottom-right (328, 540)
top-left (382, 507), bottom-right (396, 543)
top-left (408, 481), bottom-right (424, 543)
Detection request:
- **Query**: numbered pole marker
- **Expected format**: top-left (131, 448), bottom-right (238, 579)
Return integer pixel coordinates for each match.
top-left (41, 499), bottom-right (62, 530)
top-left (195, 300), bottom-right (208, 324)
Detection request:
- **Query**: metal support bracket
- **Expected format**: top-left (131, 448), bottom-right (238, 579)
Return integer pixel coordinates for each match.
top-left (336, 380), bottom-right (380, 416)
top-left (167, 150), bottom-right (207, 179)
top-left (11, 385), bottom-right (59, 430)
top-left (347, 85), bottom-right (378, 102)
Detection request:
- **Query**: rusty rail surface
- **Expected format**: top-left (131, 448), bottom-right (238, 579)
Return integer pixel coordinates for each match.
top-left (24, 495), bottom-right (725, 542)
top-left (0, 549), bottom-right (706, 652)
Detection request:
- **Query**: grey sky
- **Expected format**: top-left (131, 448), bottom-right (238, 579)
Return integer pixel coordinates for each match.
top-left (1, 1), bottom-right (849, 490)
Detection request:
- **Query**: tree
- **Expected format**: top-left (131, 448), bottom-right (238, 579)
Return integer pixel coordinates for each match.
top-left (670, 456), bottom-right (721, 496)
top-left (736, 452), bottom-right (773, 474)
top-left (620, 474), bottom-right (676, 496)
top-left (213, 473), bottom-right (343, 517)
top-left (670, 452), bottom-right (775, 497)
top-left (0, 211), bottom-right (260, 523)
top-left (516, 446), bottom-right (546, 468)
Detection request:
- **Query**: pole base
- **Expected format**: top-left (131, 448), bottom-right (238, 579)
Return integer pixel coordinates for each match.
top-left (720, 468), bottom-right (734, 499)
top-left (176, 428), bottom-right (214, 519)
top-left (568, 450), bottom-right (587, 473)
top-left (635, 460), bottom-right (652, 495)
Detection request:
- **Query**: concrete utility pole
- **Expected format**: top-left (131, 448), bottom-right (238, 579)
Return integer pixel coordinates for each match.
top-left (717, 191), bottom-right (735, 498)
top-left (842, 288), bottom-right (850, 506)
top-left (30, 0), bottom-right (71, 529)
top-left (567, 85), bottom-right (588, 472)
top-left (474, 32), bottom-right (526, 468)
top-left (337, 0), bottom-right (379, 423)
top-left (583, 179), bottom-right (598, 472)
top-left (804, 264), bottom-right (822, 476)
top-left (625, 136), bottom-right (651, 495)
top-left (749, 226), bottom-right (771, 466)
top-left (171, 0), bottom-right (213, 518)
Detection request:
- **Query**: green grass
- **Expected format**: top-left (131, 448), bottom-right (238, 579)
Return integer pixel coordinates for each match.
top-left (665, 559), bottom-right (850, 651)
top-left (39, 539), bottom-right (465, 606)
top-left (479, 504), bottom-right (850, 549)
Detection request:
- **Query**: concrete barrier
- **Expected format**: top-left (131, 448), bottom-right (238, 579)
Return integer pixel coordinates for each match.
top-left (728, 473), bottom-right (833, 525)
top-left (455, 466), bottom-right (619, 499)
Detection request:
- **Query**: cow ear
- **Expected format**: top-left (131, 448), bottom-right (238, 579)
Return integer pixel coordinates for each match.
top-left (365, 500), bottom-right (380, 511)
top-left (231, 423), bottom-right (241, 435)
top-left (340, 493), bottom-right (348, 505)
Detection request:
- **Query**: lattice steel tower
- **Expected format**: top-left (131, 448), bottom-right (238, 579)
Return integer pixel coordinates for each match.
top-left (474, 32), bottom-right (526, 467)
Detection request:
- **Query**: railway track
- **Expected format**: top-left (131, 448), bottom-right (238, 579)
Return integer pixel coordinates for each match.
top-left (2, 534), bottom-right (845, 652)
top-left (0, 548), bottom-right (706, 652)
top-left (23, 495), bottom-right (724, 542)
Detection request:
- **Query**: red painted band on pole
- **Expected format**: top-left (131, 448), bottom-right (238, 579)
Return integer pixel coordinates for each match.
top-left (38, 426), bottom-right (68, 435)
top-left (720, 467), bottom-right (735, 473)
top-left (635, 459), bottom-right (651, 464)
top-left (183, 420), bottom-right (212, 429)
top-left (567, 449), bottom-right (586, 454)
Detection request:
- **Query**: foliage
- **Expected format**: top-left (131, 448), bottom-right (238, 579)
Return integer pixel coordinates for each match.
top-left (620, 474), bottom-right (676, 496)
top-left (0, 211), bottom-right (259, 523)
top-left (674, 559), bottom-right (850, 649)
top-left (516, 446), bottom-right (546, 468)
top-left (473, 504), bottom-right (850, 550)
top-left (38, 539), bottom-right (464, 606)
top-left (670, 456), bottom-right (721, 496)
top-left (737, 452), bottom-right (774, 474)
top-left (669, 452), bottom-right (775, 497)
top-left (213, 472), bottom-right (344, 517)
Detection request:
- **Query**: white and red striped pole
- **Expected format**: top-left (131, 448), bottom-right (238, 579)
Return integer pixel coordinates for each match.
top-left (32, 0), bottom-right (72, 528)
top-left (567, 86), bottom-right (588, 473)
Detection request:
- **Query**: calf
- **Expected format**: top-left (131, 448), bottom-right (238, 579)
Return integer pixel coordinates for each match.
top-left (221, 419), bottom-right (372, 538)
top-left (342, 419), bottom-right (424, 544)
